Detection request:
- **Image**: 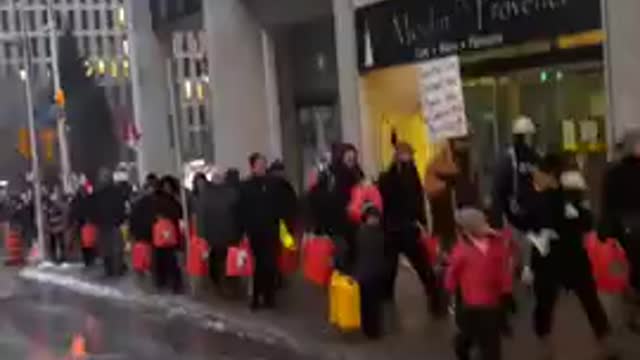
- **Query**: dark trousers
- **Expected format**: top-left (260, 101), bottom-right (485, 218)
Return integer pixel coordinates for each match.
top-left (359, 276), bottom-right (383, 339)
top-left (384, 225), bottom-right (437, 300)
top-left (99, 227), bottom-right (124, 277)
top-left (533, 266), bottom-right (610, 339)
top-left (208, 246), bottom-right (227, 286)
top-left (81, 247), bottom-right (96, 267)
top-left (620, 234), bottom-right (640, 291)
top-left (454, 306), bottom-right (502, 360)
top-left (153, 247), bottom-right (183, 293)
top-left (48, 233), bottom-right (65, 263)
top-left (250, 238), bottom-right (278, 308)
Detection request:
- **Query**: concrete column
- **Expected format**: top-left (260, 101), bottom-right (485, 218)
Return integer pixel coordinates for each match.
top-left (126, 0), bottom-right (174, 180)
top-left (203, 0), bottom-right (275, 172)
top-left (603, 0), bottom-right (640, 144)
top-left (333, 0), bottom-right (376, 176)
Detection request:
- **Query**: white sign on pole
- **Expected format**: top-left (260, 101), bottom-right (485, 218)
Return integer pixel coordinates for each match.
top-left (418, 55), bottom-right (468, 140)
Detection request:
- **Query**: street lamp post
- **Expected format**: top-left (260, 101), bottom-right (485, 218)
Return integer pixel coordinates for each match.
top-left (14, 2), bottom-right (46, 261)
top-left (46, 0), bottom-right (72, 194)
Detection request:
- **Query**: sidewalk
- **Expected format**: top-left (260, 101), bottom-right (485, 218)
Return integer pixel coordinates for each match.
top-left (19, 262), bottom-right (452, 360)
top-left (19, 261), bottom-right (639, 360)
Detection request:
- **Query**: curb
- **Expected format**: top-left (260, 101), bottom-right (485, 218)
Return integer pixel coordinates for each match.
top-left (18, 267), bottom-right (338, 359)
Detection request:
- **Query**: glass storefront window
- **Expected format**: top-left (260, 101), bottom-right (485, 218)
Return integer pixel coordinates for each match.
top-left (463, 62), bottom-right (607, 208)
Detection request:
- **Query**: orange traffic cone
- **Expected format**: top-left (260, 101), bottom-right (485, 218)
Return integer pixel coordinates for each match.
top-left (69, 334), bottom-right (87, 358)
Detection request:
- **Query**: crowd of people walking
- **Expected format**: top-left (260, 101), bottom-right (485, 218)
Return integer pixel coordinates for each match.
top-left (6, 117), bottom-right (640, 360)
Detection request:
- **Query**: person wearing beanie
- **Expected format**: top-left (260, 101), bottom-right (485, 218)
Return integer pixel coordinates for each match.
top-left (353, 201), bottom-right (386, 339)
top-left (525, 155), bottom-right (615, 359)
top-left (446, 207), bottom-right (511, 360)
top-left (490, 115), bottom-right (541, 230)
top-left (378, 141), bottom-right (441, 315)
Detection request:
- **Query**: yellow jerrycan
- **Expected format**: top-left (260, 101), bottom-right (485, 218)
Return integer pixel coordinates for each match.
top-left (328, 271), bottom-right (361, 331)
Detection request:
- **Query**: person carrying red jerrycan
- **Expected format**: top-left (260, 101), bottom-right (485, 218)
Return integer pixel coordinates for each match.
top-left (446, 207), bottom-right (512, 360)
top-left (80, 223), bottom-right (98, 267)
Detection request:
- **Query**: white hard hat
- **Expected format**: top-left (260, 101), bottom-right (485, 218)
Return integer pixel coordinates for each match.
top-left (512, 116), bottom-right (536, 135)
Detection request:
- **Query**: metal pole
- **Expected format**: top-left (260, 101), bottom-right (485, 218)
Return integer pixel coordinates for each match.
top-left (46, 0), bottom-right (72, 194)
top-left (165, 60), bottom-right (191, 264)
top-left (17, 2), bottom-right (46, 261)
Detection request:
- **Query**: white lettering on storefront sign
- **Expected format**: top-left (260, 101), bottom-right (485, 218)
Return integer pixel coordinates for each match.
top-left (488, 0), bottom-right (569, 22)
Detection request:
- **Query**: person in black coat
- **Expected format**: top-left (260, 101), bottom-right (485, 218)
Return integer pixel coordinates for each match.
top-left (307, 143), bottom-right (364, 272)
top-left (196, 169), bottom-right (240, 288)
top-left (490, 116), bottom-right (541, 230)
top-left (378, 142), bottom-right (439, 313)
top-left (268, 160), bottom-right (298, 232)
top-left (601, 130), bottom-right (640, 333)
top-left (151, 175), bottom-right (183, 293)
top-left (129, 174), bottom-right (158, 243)
top-left (87, 168), bottom-right (128, 277)
top-left (524, 156), bottom-right (614, 359)
top-left (69, 187), bottom-right (94, 266)
top-left (238, 153), bottom-right (282, 310)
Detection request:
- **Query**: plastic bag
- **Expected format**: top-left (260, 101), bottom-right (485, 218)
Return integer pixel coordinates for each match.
top-left (584, 232), bottom-right (629, 294)
top-left (131, 242), bottom-right (152, 273)
top-left (226, 239), bottom-right (254, 277)
top-left (187, 235), bottom-right (209, 277)
top-left (153, 218), bottom-right (179, 248)
top-left (81, 223), bottom-right (98, 249)
top-left (303, 235), bottom-right (335, 286)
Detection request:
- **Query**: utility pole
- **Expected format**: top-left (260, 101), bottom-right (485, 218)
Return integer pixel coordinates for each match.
top-left (166, 60), bottom-right (191, 266)
top-left (46, 0), bottom-right (72, 194)
top-left (15, 1), bottom-right (46, 261)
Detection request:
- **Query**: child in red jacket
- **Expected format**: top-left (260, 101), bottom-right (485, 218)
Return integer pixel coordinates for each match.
top-left (446, 208), bottom-right (512, 360)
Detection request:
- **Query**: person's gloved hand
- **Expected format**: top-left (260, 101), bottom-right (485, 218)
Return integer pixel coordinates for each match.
top-left (521, 265), bottom-right (534, 286)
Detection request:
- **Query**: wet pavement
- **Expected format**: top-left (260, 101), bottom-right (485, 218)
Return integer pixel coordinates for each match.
top-left (0, 271), bottom-right (311, 360)
top-left (6, 265), bottom-right (640, 360)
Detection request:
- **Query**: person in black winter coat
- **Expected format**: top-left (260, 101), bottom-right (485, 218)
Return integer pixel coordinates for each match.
top-left (87, 168), bottom-right (128, 277)
top-left (524, 156), bottom-right (614, 359)
top-left (268, 160), bottom-right (298, 232)
top-left (129, 174), bottom-right (158, 243)
top-left (238, 153), bottom-right (282, 310)
top-left (196, 169), bottom-right (240, 288)
top-left (490, 116), bottom-right (541, 230)
top-left (69, 187), bottom-right (94, 266)
top-left (378, 142), bottom-right (440, 313)
top-left (307, 143), bottom-right (364, 272)
top-left (601, 130), bottom-right (640, 332)
top-left (151, 175), bottom-right (183, 293)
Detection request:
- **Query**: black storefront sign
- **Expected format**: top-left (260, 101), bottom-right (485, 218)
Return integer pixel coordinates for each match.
top-left (356, 0), bottom-right (602, 71)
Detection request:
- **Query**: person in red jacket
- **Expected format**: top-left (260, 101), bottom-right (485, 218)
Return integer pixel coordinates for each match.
top-left (446, 208), bottom-right (512, 360)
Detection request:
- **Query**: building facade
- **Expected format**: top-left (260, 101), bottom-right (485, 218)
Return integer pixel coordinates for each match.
top-left (127, 0), bottom-right (640, 193)
top-left (0, 0), bottom-right (131, 111)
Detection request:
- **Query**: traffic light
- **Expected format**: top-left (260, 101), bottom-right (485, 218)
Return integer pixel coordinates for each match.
top-left (55, 89), bottom-right (65, 107)
top-left (17, 127), bottom-right (31, 159)
top-left (40, 128), bottom-right (56, 163)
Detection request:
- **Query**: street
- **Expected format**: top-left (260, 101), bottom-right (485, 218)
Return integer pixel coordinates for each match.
top-left (2, 265), bottom-right (639, 360)
top-left (0, 271), bottom-right (309, 360)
